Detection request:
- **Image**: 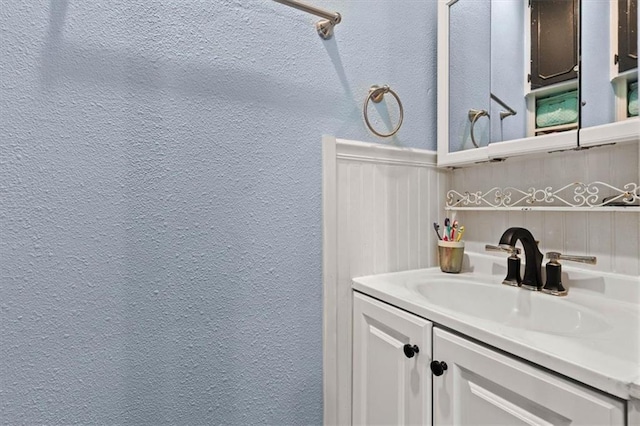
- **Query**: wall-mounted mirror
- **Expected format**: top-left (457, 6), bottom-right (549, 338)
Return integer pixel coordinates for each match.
top-left (447, 1), bottom-right (491, 153)
top-left (493, 0), bottom-right (580, 141)
top-left (580, 0), bottom-right (638, 147)
top-left (439, 0), bottom-right (581, 166)
top-left (438, 0), bottom-right (640, 166)
top-left (439, 0), bottom-right (638, 167)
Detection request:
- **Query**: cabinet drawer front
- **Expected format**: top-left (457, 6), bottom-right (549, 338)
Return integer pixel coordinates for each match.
top-left (433, 329), bottom-right (625, 426)
top-left (353, 293), bottom-right (433, 425)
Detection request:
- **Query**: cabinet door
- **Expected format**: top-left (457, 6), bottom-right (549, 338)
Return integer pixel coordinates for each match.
top-left (618, 0), bottom-right (638, 73)
top-left (353, 293), bottom-right (432, 426)
top-left (433, 329), bottom-right (625, 426)
top-left (530, 0), bottom-right (579, 89)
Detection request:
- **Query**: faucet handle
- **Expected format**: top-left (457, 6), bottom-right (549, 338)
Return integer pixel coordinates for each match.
top-left (543, 252), bottom-right (597, 296)
top-left (486, 244), bottom-right (522, 287)
top-left (485, 244), bottom-right (521, 256)
top-left (546, 252), bottom-right (597, 265)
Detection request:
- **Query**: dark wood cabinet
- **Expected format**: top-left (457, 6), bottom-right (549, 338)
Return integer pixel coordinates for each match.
top-left (617, 0), bottom-right (638, 73)
top-left (530, 0), bottom-right (579, 89)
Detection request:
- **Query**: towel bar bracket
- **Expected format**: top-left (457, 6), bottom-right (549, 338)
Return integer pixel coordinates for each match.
top-left (273, 0), bottom-right (341, 39)
top-left (315, 15), bottom-right (341, 39)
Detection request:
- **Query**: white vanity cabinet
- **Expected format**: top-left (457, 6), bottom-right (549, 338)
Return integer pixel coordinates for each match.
top-left (433, 329), bottom-right (625, 425)
top-left (352, 292), bottom-right (433, 425)
top-left (352, 292), bottom-right (626, 426)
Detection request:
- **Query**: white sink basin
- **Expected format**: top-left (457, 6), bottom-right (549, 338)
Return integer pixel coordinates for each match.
top-left (407, 277), bottom-right (612, 336)
top-left (352, 253), bottom-right (640, 399)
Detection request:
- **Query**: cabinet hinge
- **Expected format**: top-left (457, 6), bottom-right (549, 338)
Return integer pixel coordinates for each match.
top-left (614, 54), bottom-right (619, 65)
top-left (527, 74), bottom-right (531, 83)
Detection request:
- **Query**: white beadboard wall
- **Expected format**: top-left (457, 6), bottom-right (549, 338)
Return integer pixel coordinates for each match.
top-left (322, 136), bottom-right (446, 425)
top-left (323, 137), bottom-right (638, 425)
top-left (449, 142), bottom-right (640, 276)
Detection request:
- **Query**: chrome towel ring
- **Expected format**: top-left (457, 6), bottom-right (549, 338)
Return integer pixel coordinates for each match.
top-left (363, 85), bottom-right (404, 138)
top-left (468, 108), bottom-right (490, 148)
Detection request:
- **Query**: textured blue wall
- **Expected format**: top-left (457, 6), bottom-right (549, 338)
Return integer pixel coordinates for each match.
top-left (581, 0), bottom-right (616, 128)
top-left (490, 0), bottom-right (526, 143)
top-left (448, 1), bottom-right (491, 151)
top-left (0, 1), bottom-right (436, 424)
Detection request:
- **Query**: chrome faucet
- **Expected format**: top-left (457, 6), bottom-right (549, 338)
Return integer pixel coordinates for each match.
top-left (498, 227), bottom-right (544, 291)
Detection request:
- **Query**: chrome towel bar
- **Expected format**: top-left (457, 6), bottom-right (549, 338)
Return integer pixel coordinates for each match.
top-left (491, 93), bottom-right (517, 120)
top-left (273, 0), bottom-right (341, 39)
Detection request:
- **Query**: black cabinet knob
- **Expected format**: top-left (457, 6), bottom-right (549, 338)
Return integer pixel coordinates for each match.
top-left (430, 360), bottom-right (448, 376)
top-left (403, 344), bottom-right (419, 358)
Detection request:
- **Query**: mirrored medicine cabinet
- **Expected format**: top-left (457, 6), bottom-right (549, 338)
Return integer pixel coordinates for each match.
top-left (437, 0), bottom-right (639, 168)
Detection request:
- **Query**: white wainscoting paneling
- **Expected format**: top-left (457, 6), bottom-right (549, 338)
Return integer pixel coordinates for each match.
top-left (322, 136), bottom-right (445, 425)
top-left (449, 143), bottom-right (640, 276)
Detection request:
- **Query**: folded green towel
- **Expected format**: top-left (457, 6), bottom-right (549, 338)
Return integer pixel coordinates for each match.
top-left (536, 90), bottom-right (578, 128)
top-left (629, 81), bottom-right (638, 117)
